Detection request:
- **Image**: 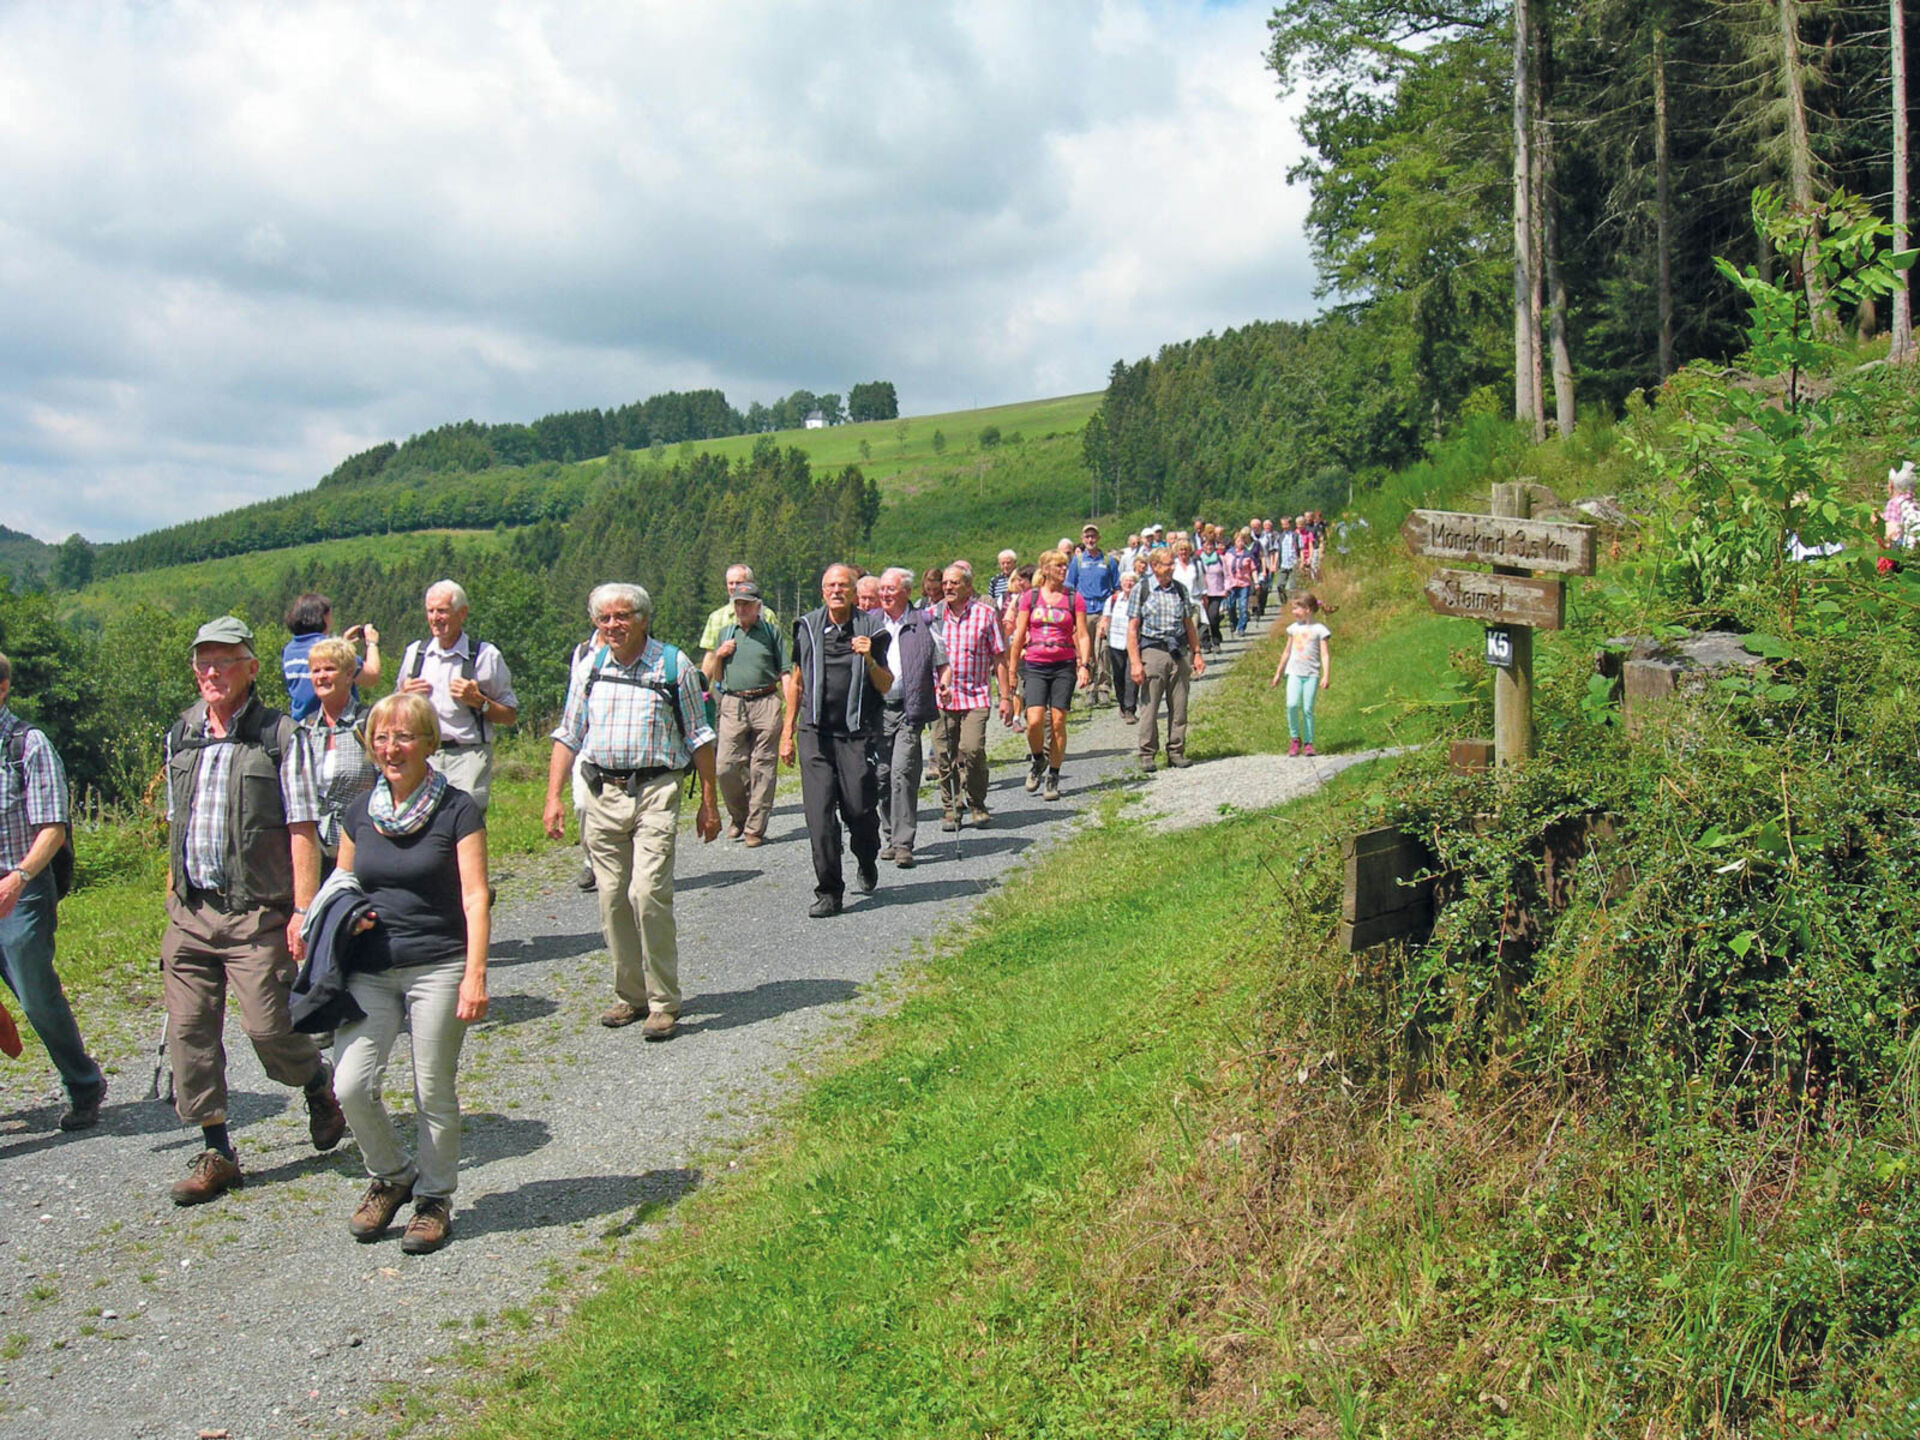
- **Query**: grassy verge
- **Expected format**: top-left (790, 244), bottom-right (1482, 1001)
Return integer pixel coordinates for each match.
top-left (436, 798), bottom-right (1313, 1439)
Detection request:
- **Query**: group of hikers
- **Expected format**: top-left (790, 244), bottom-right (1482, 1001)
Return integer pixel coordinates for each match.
top-left (0, 511), bottom-right (1335, 1256)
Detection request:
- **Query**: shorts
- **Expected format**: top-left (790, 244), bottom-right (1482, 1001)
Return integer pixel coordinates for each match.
top-left (1022, 659), bottom-right (1077, 711)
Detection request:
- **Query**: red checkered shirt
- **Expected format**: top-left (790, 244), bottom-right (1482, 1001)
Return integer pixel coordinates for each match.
top-left (936, 598), bottom-right (1006, 710)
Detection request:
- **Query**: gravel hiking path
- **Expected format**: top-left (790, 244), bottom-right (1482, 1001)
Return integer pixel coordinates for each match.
top-left (0, 605), bottom-right (1377, 1439)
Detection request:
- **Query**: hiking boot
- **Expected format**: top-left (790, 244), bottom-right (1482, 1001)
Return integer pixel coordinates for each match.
top-left (1139, 756), bottom-right (1157, 774)
top-left (968, 807), bottom-right (991, 827)
top-left (1302, 744), bottom-right (1316, 757)
top-left (854, 859), bottom-right (879, 894)
top-left (1168, 754), bottom-right (1193, 769)
top-left (1120, 711), bottom-right (1137, 725)
top-left (743, 833), bottom-right (765, 847)
top-left (575, 861), bottom-right (596, 891)
top-left (727, 822), bottom-right (745, 841)
top-left (601, 1000), bottom-right (644, 1028)
top-left (400, 1197), bottom-right (453, 1255)
top-left (1043, 770), bottom-right (1062, 801)
top-left (59, 1078), bottom-right (106, 1132)
top-left (894, 848), bottom-right (915, 869)
top-left (1024, 754), bottom-right (1045, 793)
top-left (641, 1010), bottom-right (680, 1042)
top-left (348, 1178), bottom-right (414, 1241)
top-left (307, 1072), bottom-right (347, 1152)
top-left (1287, 739), bottom-right (1302, 757)
top-left (808, 894), bottom-right (843, 919)
top-left (941, 810), bottom-right (959, 832)
top-left (171, 1149), bottom-right (243, 1207)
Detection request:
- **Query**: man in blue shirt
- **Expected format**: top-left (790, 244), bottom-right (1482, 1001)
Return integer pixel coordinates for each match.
top-left (1065, 524), bottom-right (1119, 706)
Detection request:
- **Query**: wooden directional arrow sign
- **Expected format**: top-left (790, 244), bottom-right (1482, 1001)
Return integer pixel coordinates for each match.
top-left (1402, 509), bottom-right (1597, 575)
top-left (1422, 569), bottom-right (1565, 630)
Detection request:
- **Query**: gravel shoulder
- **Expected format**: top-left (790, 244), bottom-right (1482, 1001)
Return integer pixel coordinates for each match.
top-left (0, 606), bottom-right (1394, 1439)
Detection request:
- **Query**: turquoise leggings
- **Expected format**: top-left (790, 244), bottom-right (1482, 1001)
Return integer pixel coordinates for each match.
top-left (1285, 672), bottom-right (1319, 743)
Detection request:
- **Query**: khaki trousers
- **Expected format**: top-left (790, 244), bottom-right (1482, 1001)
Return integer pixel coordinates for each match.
top-left (1136, 648), bottom-right (1192, 762)
top-left (429, 745), bottom-right (494, 814)
top-left (161, 894), bottom-right (325, 1127)
top-left (582, 770), bottom-right (684, 1016)
top-left (934, 707), bottom-right (991, 813)
top-left (716, 692), bottom-right (782, 838)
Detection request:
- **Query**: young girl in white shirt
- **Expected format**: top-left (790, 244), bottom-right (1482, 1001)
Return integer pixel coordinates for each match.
top-left (1269, 594), bottom-right (1333, 756)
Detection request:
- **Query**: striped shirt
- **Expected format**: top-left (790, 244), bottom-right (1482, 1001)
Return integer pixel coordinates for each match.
top-left (167, 700), bottom-right (322, 893)
top-left (553, 638), bottom-right (717, 771)
top-left (0, 708), bottom-right (68, 873)
top-left (1131, 579), bottom-right (1197, 650)
top-left (935, 599), bottom-right (1006, 710)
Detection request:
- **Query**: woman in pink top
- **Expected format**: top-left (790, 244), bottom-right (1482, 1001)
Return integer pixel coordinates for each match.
top-left (1006, 549), bottom-right (1090, 800)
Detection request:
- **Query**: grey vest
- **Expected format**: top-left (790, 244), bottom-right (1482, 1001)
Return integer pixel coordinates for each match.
top-left (884, 608), bottom-right (941, 726)
top-left (166, 696), bottom-right (297, 914)
top-left (793, 607), bottom-right (888, 734)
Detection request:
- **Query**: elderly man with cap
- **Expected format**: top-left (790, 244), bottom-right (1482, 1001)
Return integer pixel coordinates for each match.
top-left (701, 582), bottom-right (789, 847)
top-left (396, 580), bottom-right (518, 814)
top-left (698, 563), bottom-right (782, 652)
top-left (1066, 523), bottom-right (1120, 703)
top-left (159, 616), bottom-right (345, 1205)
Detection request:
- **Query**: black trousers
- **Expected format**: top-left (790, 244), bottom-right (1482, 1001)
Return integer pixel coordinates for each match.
top-left (797, 728), bottom-right (881, 900)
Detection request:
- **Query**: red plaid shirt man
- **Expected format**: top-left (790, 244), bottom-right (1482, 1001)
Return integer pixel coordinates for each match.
top-left (936, 593), bottom-right (1006, 711)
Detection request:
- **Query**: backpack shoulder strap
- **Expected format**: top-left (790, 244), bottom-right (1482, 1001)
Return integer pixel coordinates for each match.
top-left (406, 641), bottom-right (426, 681)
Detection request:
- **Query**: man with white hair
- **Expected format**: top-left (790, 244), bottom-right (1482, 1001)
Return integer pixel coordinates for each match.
top-left (397, 580), bottom-right (519, 813)
top-left (546, 583), bottom-right (720, 1038)
top-left (875, 567), bottom-right (947, 868)
top-left (988, 550), bottom-right (1019, 609)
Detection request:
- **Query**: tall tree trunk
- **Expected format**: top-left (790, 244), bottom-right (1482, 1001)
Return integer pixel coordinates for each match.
top-left (1654, 22), bottom-right (1675, 377)
top-left (1779, 0), bottom-right (1832, 329)
top-left (1513, 0), bottom-right (1539, 433)
top-left (1895, 0), bottom-right (1914, 359)
top-left (1780, 0), bottom-right (1815, 207)
top-left (1539, 13), bottom-right (1574, 436)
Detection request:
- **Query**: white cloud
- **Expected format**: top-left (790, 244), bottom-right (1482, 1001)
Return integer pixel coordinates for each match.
top-left (0, 0), bottom-right (1317, 542)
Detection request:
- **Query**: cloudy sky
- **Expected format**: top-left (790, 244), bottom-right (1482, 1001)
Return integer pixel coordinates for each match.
top-left (0, 1), bottom-right (1317, 544)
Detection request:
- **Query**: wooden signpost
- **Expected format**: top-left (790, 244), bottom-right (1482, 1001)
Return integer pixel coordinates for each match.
top-left (1404, 482), bottom-right (1596, 768)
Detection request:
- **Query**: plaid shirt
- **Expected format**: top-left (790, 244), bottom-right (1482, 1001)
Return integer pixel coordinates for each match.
top-left (302, 699), bottom-right (379, 853)
top-left (553, 638), bottom-right (717, 771)
top-left (166, 698), bottom-right (321, 893)
top-left (1131, 579), bottom-right (1198, 650)
top-left (936, 599), bottom-right (1006, 711)
top-left (0, 708), bottom-right (68, 873)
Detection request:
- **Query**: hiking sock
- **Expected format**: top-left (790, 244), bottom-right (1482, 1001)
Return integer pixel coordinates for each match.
top-left (201, 1123), bottom-right (235, 1160)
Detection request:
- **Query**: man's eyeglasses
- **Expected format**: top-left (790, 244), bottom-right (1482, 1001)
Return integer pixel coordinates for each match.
top-left (190, 655), bottom-right (252, 675)
top-left (595, 610), bottom-right (638, 627)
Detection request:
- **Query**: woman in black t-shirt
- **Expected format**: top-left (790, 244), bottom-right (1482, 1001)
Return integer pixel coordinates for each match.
top-left (332, 692), bottom-right (489, 1255)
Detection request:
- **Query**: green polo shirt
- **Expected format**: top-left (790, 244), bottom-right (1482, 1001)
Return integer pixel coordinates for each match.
top-left (713, 616), bottom-right (790, 693)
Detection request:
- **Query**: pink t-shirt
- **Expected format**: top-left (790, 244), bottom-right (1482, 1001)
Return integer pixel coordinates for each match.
top-left (1020, 587), bottom-right (1086, 664)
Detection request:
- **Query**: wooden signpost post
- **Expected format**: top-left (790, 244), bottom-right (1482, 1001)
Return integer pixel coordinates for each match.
top-left (1402, 483), bottom-right (1596, 767)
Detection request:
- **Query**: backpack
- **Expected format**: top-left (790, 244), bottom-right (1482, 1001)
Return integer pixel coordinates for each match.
top-left (407, 635), bottom-right (495, 740)
top-left (6, 727), bottom-right (75, 900)
top-left (579, 642), bottom-right (714, 750)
